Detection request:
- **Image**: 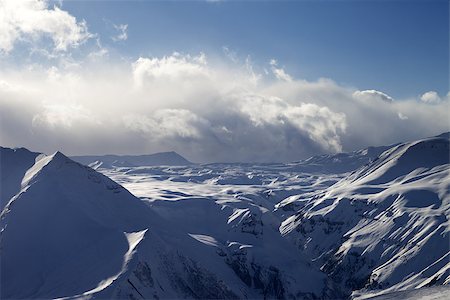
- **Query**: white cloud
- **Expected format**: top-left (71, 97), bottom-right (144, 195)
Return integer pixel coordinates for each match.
top-left (244, 56), bottom-right (262, 86)
top-left (87, 39), bottom-right (108, 60)
top-left (32, 103), bottom-right (96, 128)
top-left (420, 91), bottom-right (441, 104)
top-left (132, 52), bottom-right (208, 87)
top-left (237, 94), bottom-right (346, 152)
top-left (124, 109), bottom-right (207, 139)
top-left (112, 24), bottom-right (128, 42)
top-left (0, 0), bottom-right (92, 53)
top-left (222, 46), bottom-right (238, 63)
top-left (353, 89), bottom-right (394, 103)
top-left (270, 58), bottom-right (293, 82)
top-left (0, 52), bottom-right (448, 162)
top-left (397, 112), bottom-right (408, 120)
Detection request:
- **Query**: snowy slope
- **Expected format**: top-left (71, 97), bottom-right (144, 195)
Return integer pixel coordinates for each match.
top-left (358, 285), bottom-right (450, 300)
top-left (0, 147), bottom-right (41, 210)
top-left (1, 150), bottom-right (328, 299)
top-left (0, 151), bottom-right (158, 299)
top-left (1, 133), bottom-right (448, 299)
top-left (71, 151), bottom-right (193, 168)
top-left (279, 133), bottom-right (450, 298)
top-left (283, 144), bottom-right (395, 174)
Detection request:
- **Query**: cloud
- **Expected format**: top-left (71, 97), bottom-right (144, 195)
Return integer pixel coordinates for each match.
top-left (87, 39), bottom-right (108, 60)
top-left (270, 59), bottom-right (293, 82)
top-left (112, 24), bottom-right (128, 42)
top-left (420, 91), bottom-right (442, 104)
top-left (132, 52), bottom-right (208, 87)
top-left (397, 112), bottom-right (408, 120)
top-left (124, 109), bottom-right (207, 139)
top-left (222, 46), bottom-right (238, 63)
top-left (0, 0), bottom-right (92, 53)
top-left (353, 89), bottom-right (394, 103)
top-left (237, 94), bottom-right (346, 152)
top-left (0, 52), bottom-right (449, 163)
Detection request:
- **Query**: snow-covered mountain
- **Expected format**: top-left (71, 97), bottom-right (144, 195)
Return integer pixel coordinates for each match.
top-left (71, 151), bottom-right (193, 168)
top-left (283, 144), bottom-right (395, 174)
top-left (279, 133), bottom-right (450, 298)
top-left (1, 133), bottom-right (449, 299)
top-left (0, 151), bottom-right (159, 299)
top-left (358, 285), bottom-right (450, 300)
top-left (1, 149), bottom-right (327, 299)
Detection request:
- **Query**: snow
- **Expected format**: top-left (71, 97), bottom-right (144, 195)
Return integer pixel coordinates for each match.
top-left (1, 132), bottom-right (449, 299)
top-left (1, 149), bottom-right (327, 299)
top-left (280, 133), bottom-right (450, 297)
top-left (0, 147), bottom-right (41, 210)
top-left (0, 151), bottom-right (158, 299)
top-left (355, 285), bottom-right (450, 299)
top-left (66, 229), bottom-right (149, 298)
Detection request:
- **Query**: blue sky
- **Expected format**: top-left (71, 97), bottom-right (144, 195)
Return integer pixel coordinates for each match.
top-left (59, 0), bottom-right (449, 99)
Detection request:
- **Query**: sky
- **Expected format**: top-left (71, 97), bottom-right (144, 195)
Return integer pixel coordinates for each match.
top-left (0, 0), bottom-right (449, 163)
top-left (60, 0), bottom-right (449, 99)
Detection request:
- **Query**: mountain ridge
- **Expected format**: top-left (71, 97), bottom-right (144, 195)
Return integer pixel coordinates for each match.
top-left (278, 133), bottom-right (450, 298)
top-left (71, 151), bottom-right (193, 168)
top-left (1, 132), bottom-right (449, 299)
top-left (1, 148), bottom-right (328, 299)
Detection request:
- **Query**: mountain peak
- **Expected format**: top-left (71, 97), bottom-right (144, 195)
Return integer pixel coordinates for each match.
top-left (345, 134), bottom-right (450, 186)
top-left (50, 150), bottom-right (70, 163)
top-left (20, 151), bottom-right (74, 188)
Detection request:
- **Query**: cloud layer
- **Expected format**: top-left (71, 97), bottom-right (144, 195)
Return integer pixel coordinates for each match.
top-left (0, 51), bottom-right (449, 163)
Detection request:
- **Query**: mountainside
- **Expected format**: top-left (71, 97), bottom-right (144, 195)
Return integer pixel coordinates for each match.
top-left (359, 285), bottom-right (450, 300)
top-left (0, 147), bottom-right (41, 211)
top-left (279, 133), bottom-right (450, 298)
top-left (71, 151), bottom-right (193, 168)
top-left (1, 133), bottom-right (449, 299)
top-left (283, 144), bottom-right (395, 174)
top-left (0, 151), bottom-right (158, 299)
top-left (1, 149), bottom-right (327, 299)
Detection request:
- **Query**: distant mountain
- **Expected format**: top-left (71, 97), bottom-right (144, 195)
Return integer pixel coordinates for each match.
top-left (283, 144), bottom-right (396, 174)
top-left (71, 151), bottom-right (193, 168)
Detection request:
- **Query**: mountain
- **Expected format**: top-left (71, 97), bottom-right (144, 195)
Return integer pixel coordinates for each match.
top-left (0, 151), bottom-right (158, 299)
top-left (71, 151), bottom-right (193, 168)
top-left (1, 149), bottom-right (327, 299)
top-left (1, 132), bottom-right (449, 299)
top-left (97, 133), bottom-right (449, 299)
top-left (358, 285), bottom-right (450, 300)
top-left (283, 144), bottom-right (395, 174)
top-left (279, 133), bottom-right (450, 298)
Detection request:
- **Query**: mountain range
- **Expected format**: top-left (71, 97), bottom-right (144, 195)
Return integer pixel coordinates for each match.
top-left (1, 133), bottom-right (448, 299)
top-left (71, 151), bottom-right (193, 169)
